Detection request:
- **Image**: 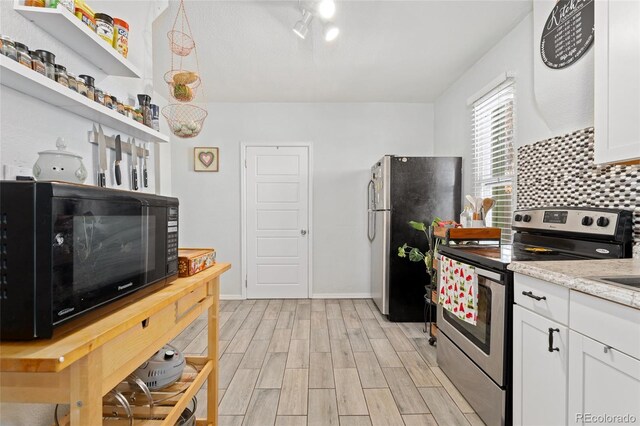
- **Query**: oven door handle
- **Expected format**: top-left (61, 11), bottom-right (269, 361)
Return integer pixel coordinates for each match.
top-left (474, 267), bottom-right (502, 282)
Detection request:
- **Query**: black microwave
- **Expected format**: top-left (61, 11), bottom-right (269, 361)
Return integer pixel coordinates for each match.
top-left (0, 181), bottom-right (179, 340)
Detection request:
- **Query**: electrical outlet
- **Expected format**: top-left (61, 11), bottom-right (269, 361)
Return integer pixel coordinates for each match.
top-left (3, 164), bottom-right (33, 180)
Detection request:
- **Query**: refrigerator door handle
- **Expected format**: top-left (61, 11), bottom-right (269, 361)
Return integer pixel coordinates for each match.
top-left (367, 180), bottom-right (376, 242)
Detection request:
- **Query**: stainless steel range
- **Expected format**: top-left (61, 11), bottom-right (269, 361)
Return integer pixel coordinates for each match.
top-left (436, 207), bottom-right (634, 426)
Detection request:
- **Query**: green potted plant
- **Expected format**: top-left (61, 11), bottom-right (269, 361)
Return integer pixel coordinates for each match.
top-left (397, 217), bottom-right (442, 292)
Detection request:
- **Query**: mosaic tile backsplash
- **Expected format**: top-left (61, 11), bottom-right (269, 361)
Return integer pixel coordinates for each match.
top-left (517, 127), bottom-right (640, 258)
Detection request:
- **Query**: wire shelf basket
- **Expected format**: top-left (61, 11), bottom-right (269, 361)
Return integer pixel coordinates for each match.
top-left (162, 104), bottom-right (208, 138)
top-left (164, 70), bottom-right (201, 103)
top-left (168, 30), bottom-right (195, 57)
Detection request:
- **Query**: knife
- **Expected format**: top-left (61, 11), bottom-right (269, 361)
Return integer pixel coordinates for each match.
top-left (97, 125), bottom-right (107, 187)
top-left (143, 142), bottom-right (148, 188)
top-left (114, 135), bottom-right (122, 186)
top-left (131, 138), bottom-right (139, 190)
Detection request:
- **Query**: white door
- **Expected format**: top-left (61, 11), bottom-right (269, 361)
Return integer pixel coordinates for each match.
top-left (513, 305), bottom-right (569, 426)
top-left (245, 145), bottom-right (310, 299)
top-left (568, 330), bottom-right (640, 425)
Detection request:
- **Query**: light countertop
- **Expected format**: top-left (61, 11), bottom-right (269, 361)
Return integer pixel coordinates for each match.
top-left (508, 259), bottom-right (640, 309)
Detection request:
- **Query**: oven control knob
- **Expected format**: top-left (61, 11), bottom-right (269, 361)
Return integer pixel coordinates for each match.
top-left (522, 214), bottom-right (532, 223)
top-left (596, 217), bottom-right (610, 227)
top-left (514, 214), bottom-right (523, 222)
top-left (581, 216), bottom-right (594, 226)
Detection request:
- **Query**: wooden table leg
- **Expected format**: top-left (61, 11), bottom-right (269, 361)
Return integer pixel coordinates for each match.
top-left (207, 276), bottom-right (220, 426)
top-left (69, 349), bottom-right (102, 425)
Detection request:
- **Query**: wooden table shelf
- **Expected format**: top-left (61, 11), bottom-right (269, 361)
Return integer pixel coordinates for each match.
top-left (0, 262), bottom-right (231, 426)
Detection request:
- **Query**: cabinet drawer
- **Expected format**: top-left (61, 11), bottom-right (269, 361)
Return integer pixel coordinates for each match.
top-left (570, 290), bottom-right (640, 359)
top-left (514, 273), bottom-right (569, 325)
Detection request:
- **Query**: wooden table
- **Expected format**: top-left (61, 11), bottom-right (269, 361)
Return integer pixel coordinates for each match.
top-left (0, 263), bottom-right (231, 426)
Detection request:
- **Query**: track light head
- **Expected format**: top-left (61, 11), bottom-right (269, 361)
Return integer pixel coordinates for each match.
top-left (293, 9), bottom-right (313, 39)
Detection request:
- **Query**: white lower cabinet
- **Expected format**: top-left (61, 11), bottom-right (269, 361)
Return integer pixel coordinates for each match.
top-left (568, 330), bottom-right (640, 425)
top-left (513, 305), bottom-right (568, 426)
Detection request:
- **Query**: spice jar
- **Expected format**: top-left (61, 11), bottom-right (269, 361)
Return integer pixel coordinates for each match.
top-left (137, 94), bottom-right (152, 128)
top-left (30, 50), bottom-right (46, 75)
top-left (78, 74), bottom-right (95, 101)
top-left (104, 93), bottom-right (113, 109)
top-left (67, 72), bottom-right (78, 92)
top-left (15, 42), bottom-right (31, 68)
top-left (134, 109), bottom-right (143, 123)
top-left (116, 100), bottom-right (125, 115)
top-left (112, 18), bottom-right (129, 57)
top-left (25, 0), bottom-right (45, 7)
top-left (75, 0), bottom-right (96, 32)
top-left (94, 89), bottom-right (104, 105)
top-left (95, 13), bottom-right (114, 45)
top-left (76, 77), bottom-right (87, 97)
top-left (35, 49), bottom-right (55, 80)
top-left (54, 64), bottom-right (69, 87)
top-left (1, 36), bottom-right (17, 61)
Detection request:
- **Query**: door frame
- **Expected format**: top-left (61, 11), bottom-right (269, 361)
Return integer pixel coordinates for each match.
top-left (240, 142), bottom-right (314, 300)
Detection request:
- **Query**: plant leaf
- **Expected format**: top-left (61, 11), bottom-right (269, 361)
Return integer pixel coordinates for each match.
top-left (408, 248), bottom-right (424, 262)
top-left (408, 221), bottom-right (426, 231)
top-left (397, 246), bottom-right (406, 258)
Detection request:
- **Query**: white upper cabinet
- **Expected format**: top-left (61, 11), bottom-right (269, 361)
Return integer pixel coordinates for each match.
top-left (594, 0), bottom-right (640, 164)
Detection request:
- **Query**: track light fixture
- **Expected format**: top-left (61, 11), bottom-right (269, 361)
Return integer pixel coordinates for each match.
top-left (292, 0), bottom-right (339, 42)
top-left (293, 9), bottom-right (313, 39)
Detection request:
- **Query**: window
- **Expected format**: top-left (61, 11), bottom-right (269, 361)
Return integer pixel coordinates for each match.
top-left (471, 79), bottom-right (515, 243)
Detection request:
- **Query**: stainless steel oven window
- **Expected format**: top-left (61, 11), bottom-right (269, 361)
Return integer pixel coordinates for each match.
top-left (443, 278), bottom-right (492, 354)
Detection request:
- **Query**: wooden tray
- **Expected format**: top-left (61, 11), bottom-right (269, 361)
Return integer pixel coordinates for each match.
top-left (433, 227), bottom-right (501, 245)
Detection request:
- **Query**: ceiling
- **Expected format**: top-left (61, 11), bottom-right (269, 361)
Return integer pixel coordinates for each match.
top-left (152, 0), bottom-right (532, 103)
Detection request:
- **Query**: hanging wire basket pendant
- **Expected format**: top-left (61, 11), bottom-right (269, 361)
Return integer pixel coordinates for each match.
top-left (164, 0), bottom-right (208, 138)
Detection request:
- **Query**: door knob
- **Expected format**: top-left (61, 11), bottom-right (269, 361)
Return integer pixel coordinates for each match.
top-left (301, 229), bottom-right (307, 235)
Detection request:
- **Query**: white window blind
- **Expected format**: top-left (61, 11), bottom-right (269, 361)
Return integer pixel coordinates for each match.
top-left (471, 79), bottom-right (515, 243)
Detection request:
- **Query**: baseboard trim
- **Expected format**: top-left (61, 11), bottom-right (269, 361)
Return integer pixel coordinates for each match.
top-left (220, 294), bottom-right (244, 300)
top-left (311, 293), bottom-right (372, 299)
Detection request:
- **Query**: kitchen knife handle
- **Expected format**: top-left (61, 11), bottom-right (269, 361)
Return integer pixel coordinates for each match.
top-left (132, 168), bottom-right (138, 190)
top-left (143, 168), bottom-right (148, 188)
top-left (98, 172), bottom-right (106, 187)
top-left (115, 163), bottom-right (121, 186)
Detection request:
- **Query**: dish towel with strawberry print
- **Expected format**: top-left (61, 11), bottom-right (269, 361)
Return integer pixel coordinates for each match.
top-left (438, 255), bottom-right (478, 325)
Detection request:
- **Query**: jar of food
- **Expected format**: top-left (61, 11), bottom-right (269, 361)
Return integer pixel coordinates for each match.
top-left (25, 0), bottom-right (45, 7)
top-left (54, 64), bottom-right (69, 87)
top-left (124, 105), bottom-right (134, 119)
top-left (48, 0), bottom-right (74, 14)
top-left (104, 93), bottom-right (113, 109)
top-left (35, 49), bottom-right (56, 80)
top-left (116, 101), bottom-right (125, 115)
top-left (78, 74), bottom-right (95, 101)
top-left (67, 72), bottom-right (78, 92)
top-left (1, 36), bottom-right (17, 61)
top-left (134, 109), bottom-right (143, 123)
top-left (94, 89), bottom-right (104, 105)
top-left (112, 18), bottom-right (129, 57)
top-left (95, 13), bottom-right (114, 45)
top-left (74, 0), bottom-right (96, 32)
top-left (15, 42), bottom-right (31, 68)
top-left (137, 94), bottom-right (152, 127)
top-left (150, 104), bottom-right (160, 131)
top-left (30, 50), bottom-right (46, 75)
top-left (76, 77), bottom-right (87, 97)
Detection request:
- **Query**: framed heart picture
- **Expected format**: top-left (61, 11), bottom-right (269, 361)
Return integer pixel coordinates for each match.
top-left (194, 147), bottom-right (219, 172)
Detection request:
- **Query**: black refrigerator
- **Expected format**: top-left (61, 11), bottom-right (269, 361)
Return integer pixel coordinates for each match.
top-left (367, 156), bottom-right (462, 322)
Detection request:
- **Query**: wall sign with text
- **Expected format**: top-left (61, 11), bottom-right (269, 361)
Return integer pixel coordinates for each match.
top-left (540, 0), bottom-right (594, 69)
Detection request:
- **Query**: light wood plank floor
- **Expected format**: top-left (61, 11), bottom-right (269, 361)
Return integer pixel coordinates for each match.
top-left (171, 298), bottom-right (485, 426)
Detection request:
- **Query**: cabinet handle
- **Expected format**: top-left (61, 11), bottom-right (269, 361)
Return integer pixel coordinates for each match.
top-left (548, 328), bottom-right (560, 352)
top-left (522, 290), bottom-right (547, 301)
top-left (603, 345), bottom-right (612, 354)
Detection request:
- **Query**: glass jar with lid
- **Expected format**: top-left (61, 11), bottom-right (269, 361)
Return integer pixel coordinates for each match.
top-left (104, 93), bottom-right (113, 109)
top-left (30, 50), bottom-right (46, 75)
top-left (76, 76), bottom-right (87, 97)
top-left (36, 50), bottom-right (56, 80)
top-left (15, 42), bottom-right (31, 68)
top-left (94, 89), bottom-right (104, 105)
top-left (67, 72), bottom-right (78, 92)
top-left (1, 35), bottom-right (17, 61)
top-left (54, 64), bottom-right (69, 87)
top-left (116, 100), bottom-right (125, 115)
top-left (78, 75), bottom-right (95, 101)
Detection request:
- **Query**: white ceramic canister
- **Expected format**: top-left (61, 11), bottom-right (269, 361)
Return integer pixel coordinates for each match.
top-left (33, 138), bottom-right (88, 183)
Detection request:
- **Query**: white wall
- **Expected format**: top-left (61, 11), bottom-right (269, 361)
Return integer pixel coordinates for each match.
top-left (171, 103), bottom-right (434, 298)
top-left (0, 1), bottom-right (172, 195)
top-left (433, 11), bottom-right (594, 197)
